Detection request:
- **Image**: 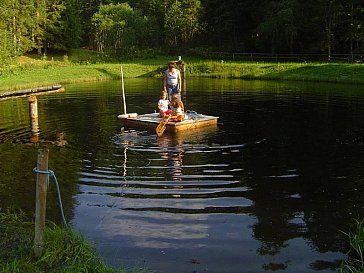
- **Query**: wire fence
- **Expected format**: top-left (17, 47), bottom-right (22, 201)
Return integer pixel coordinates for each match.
top-left (200, 52), bottom-right (364, 63)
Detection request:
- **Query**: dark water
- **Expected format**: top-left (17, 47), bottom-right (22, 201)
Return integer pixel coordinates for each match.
top-left (1, 78), bottom-right (364, 273)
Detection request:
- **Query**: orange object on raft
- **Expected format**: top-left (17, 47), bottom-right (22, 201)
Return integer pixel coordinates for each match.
top-left (117, 112), bottom-right (219, 134)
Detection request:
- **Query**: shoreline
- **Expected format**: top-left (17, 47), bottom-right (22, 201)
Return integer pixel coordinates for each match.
top-left (1, 56), bottom-right (364, 93)
top-left (0, 209), bottom-right (128, 273)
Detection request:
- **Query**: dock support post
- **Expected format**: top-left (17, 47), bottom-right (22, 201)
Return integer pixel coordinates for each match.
top-left (28, 96), bottom-right (39, 143)
top-left (34, 148), bottom-right (49, 258)
top-left (176, 58), bottom-right (186, 104)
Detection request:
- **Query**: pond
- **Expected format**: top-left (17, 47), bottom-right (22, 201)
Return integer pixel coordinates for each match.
top-left (1, 78), bottom-right (364, 273)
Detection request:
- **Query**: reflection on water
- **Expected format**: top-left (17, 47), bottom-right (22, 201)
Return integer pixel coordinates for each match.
top-left (77, 125), bottom-right (258, 273)
top-left (1, 78), bottom-right (364, 272)
top-left (157, 135), bottom-right (184, 181)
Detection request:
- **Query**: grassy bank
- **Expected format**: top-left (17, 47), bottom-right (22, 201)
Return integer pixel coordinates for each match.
top-left (341, 220), bottom-right (364, 273)
top-left (1, 50), bottom-right (364, 92)
top-left (187, 60), bottom-right (364, 84)
top-left (340, 220), bottom-right (364, 273)
top-left (0, 54), bottom-right (167, 92)
top-left (0, 209), bottom-right (145, 273)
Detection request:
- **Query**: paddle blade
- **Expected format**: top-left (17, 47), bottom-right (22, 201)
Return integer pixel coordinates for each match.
top-left (155, 118), bottom-right (169, 137)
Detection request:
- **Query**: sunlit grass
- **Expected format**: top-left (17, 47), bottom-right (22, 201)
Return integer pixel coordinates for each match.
top-left (1, 49), bottom-right (364, 92)
top-left (186, 61), bottom-right (364, 84)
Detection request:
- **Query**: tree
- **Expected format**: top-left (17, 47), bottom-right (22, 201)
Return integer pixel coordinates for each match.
top-left (200, 0), bottom-right (253, 51)
top-left (164, 0), bottom-right (202, 50)
top-left (55, 0), bottom-right (83, 50)
top-left (0, 25), bottom-right (12, 65)
top-left (0, 0), bottom-right (363, 59)
top-left (164, 0), bottom-right (183, 47)
top-left (0, 0), bottom-right (35, 57)
top-left (77, 0), bottom-right (112, 46)
top-left (336, 0), bottom-right (364, 55)
top-left (180, 0), bottom-right (203, 44)
top-left (127, 0), bottom-right (164, 47)
top-left (32, 0), bottom-right (64, 56)
top-left (91, 3), bottom-right (153, 54)
top-left (255, 0), bottom-right (300, 54)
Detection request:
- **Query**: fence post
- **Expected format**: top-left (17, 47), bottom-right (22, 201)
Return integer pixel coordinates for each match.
top-left (34, 148), bottom-right (49, 257)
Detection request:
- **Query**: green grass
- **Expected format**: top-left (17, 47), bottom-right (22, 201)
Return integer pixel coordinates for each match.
top-left (0, 56), bottom-right (166, 91)
top-left (1, 49), bottom-right (364, 92)
top-left (186, 61), bottom-right (364, 84)
top-left (0, 209), bottom-right (149, 273)
top-left (341, 220), bottom-right (364, 273)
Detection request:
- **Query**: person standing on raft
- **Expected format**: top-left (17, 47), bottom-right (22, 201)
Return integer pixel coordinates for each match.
top-left (163, 62), bottom-right (181, 101)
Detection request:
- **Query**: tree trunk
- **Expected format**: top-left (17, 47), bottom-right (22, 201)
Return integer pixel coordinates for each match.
top-left (350, 2), bottom-right (353, 59)
top-left (327, 0), bottom-right (332, 61)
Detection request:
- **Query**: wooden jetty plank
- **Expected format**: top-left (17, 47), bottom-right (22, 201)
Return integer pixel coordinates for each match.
top-left (0, 85), bottom-right (64, 100)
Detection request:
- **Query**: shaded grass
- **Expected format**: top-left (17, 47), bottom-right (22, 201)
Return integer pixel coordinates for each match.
top-left (0, 209), bottom-right (149, 273)
top-left (341, 220), bottom-right (364, 273)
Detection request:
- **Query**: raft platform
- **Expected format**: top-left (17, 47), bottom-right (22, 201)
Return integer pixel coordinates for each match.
top-left (118, 112), bottom-right (219, 134)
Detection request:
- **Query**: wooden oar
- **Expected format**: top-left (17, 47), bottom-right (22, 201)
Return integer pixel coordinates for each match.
top-left (156, 116), bottom-right (170, 137)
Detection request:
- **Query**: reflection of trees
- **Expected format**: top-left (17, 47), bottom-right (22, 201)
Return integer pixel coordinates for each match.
top-left (230, 92), bottom-right (364, 271)
top-left (243, 141), bottom-right (362, 271)
top-left (262, 261), bottom-right (288, 271)
top-left (248, 177), bottom-right (303, 256)
top-left (247, 175), bottom-right (352, 271)
top-left (0, 91), bottom-right (104, 225)
top-left (0, 138), bottom-right (81, 225)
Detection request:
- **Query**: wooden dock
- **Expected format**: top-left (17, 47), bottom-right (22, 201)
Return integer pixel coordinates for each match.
top-left (118, 112), bottom-right (219, 134)
top-left (0, 85), bottom-right (64, 100)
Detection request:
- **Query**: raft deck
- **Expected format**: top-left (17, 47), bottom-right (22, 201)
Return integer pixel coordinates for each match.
top-left (118, 112), bottom-right (219, 134)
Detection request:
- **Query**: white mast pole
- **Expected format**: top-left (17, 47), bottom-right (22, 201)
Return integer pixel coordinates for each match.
top-left (121, 65), bottom-right (127, 115)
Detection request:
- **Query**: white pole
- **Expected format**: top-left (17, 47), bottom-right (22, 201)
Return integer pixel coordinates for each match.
top-left (120, 65), bottom-right (127, 115)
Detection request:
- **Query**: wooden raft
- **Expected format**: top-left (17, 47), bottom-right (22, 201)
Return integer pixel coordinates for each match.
top-left (118, 113), bottom-right (219, 134)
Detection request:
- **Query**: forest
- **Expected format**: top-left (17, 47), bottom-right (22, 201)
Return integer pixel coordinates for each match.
top-left (0, 0), bottom-right (363, 64)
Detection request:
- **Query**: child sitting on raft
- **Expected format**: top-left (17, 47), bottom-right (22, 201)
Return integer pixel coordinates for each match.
top-left (169, 94), bottom-right (184, 122)
top-left (157, 91), bottom-right (172, 117)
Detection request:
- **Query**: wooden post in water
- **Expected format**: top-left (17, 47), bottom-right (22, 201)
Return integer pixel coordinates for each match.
top-left (28, 96), bottom-right (39, 143)
top-left (34, 148), bottom-right (49, 258)
top-left (176, 57), bottom-right (186, 105)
